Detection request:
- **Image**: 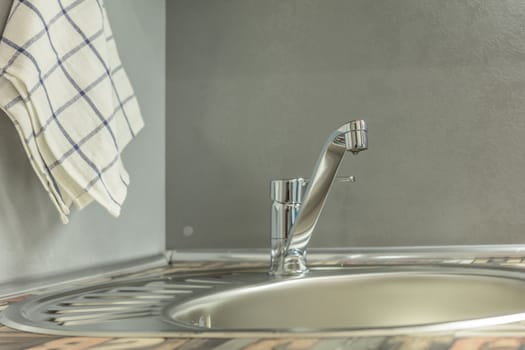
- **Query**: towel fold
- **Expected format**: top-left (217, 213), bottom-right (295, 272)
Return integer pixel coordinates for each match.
top-left (0, 0), bottom-right (144, 223)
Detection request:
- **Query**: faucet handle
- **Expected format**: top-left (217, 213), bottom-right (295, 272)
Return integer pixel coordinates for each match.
top-left (310, 175), bottom-right (355, 183)
top-left (335, 176), bottom-right (356, 183)
top-left (310, 175), bottom-right (355, 184)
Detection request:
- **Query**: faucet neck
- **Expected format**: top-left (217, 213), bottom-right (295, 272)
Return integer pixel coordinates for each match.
top-left (271, 121), bottom-right (367, 276)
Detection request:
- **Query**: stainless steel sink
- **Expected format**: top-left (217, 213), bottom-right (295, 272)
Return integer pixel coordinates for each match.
top-left (4, 264), bottom-right (525, 337)
top-left (165, 266), bottom-right (525, 334)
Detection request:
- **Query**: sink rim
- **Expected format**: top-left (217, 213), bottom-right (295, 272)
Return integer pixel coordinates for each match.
top-left (163, 265), bottom-right (525, 335)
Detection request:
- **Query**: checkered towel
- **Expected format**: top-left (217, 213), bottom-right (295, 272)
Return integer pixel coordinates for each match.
top-left (0, 0), bottom-right (144, 223)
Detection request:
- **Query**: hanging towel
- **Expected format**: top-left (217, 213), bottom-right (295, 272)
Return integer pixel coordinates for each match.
top-left (0, 0), bottom-right (144, 223)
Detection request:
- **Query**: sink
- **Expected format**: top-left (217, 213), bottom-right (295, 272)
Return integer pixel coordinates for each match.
top-left (166, 266), bottom-right (525, 334)
top-left (4, 264), bottom-right (525, 336)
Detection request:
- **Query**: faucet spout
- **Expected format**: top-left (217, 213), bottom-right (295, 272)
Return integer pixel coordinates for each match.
top-left (279, 120), bottom-right (368, 275)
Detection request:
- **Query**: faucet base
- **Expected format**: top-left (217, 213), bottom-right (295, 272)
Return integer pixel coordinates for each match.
top-left (270, 250), bottom-right (309, 276)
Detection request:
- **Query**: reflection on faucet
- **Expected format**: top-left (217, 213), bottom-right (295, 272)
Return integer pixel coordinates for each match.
top-left (270, 120), bottom-right (368, 276)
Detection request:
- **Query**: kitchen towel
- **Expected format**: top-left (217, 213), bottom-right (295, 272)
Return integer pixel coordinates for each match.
top-left (0, 0), bottom-right (144, 223)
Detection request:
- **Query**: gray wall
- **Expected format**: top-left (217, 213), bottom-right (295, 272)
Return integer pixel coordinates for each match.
top-left (167, 0), bottom-right (525, 249)
top-left (0, 0), bottom-right (166, 286)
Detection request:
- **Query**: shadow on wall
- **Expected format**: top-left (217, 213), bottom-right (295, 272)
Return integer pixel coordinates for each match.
top-left (0, 113), bottom-right (61, 248)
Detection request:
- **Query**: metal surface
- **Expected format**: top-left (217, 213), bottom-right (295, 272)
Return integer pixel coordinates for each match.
top-left (169, 267), bottom-right (525, 332)
top-left (271, 176), bottom-right (355, 204)
top-left (0, 254), bottom-right (168, 299)
top-left (168, 246), bottom-right (525, 263)
top-left (1, 269), bottom-right (253, 337)
top-left (6, 264), bottom-right (525, 337)
top-left (270, 177), bottom-right (355, 273)
top-left (271, 120), bottom-right (368, 276)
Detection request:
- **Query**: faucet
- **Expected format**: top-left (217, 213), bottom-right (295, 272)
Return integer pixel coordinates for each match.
top-left (270, 120), bottom-right (368, 276)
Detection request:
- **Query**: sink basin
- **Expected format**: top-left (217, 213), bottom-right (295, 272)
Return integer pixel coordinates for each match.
top-left (166, 266), bottom-right (525, 334)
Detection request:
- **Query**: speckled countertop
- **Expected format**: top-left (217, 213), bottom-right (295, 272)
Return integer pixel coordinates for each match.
top-left (3, 257), bottom-right (525, 350)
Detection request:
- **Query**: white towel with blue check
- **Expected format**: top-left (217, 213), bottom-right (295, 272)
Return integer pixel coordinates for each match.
top-left (0, 0), bottom-right (144, 223)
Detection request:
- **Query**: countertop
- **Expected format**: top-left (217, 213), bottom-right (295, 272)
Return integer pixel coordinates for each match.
top-left (2, 257), bottom-right (525, 350)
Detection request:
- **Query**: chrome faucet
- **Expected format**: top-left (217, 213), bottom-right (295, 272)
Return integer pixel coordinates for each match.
top-left (270, 120), bottom-right (368, 276)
